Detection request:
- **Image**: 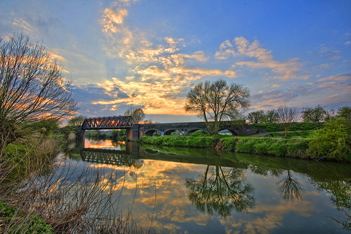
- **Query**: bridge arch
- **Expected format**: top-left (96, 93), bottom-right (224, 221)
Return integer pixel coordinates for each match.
top-left (185, 128), bottom-right (207, 136)
top-left (218, 128), bottom-right (239, 136)
top-left (144, 129), bottom-right (160, 136)
top-left (163, 129), bottom-right (181, 135)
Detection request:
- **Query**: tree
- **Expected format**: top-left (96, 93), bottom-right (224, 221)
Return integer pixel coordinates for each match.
top-left (265, 110), bottom-right (279, 123)
top-left (124, 107), bottom-right (145, 123)
top-left (307, 117), bottom-right (351, 160)
top-left (276, 106), bottom-right (298, 136)
top-left (68, 115), bottom-right (85, 126)
top-left (301, 105), bottom-right (328, 122)
top-left (185, 79), bottom-right (250, 133)
top-left (0, 34), bottom-right (77, 154)
top-left (247, 110), bottom-right (265, 124)
top-left (337, 106), bottom-right (351, 121)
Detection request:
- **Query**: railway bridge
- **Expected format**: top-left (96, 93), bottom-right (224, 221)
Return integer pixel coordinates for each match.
top-left (81, 115), bottom-right (256, 141)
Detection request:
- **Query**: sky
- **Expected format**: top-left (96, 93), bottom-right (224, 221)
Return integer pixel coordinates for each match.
top-left (1, 0), bottom-right (350, 122)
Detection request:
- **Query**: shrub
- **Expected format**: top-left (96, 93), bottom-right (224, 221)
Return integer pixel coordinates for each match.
top-left (236, 138), bottom-right (257, 153)
top-left (0, 201), bottom-right (53, 234)
top-left (307, 117), bottom-right (351, 161)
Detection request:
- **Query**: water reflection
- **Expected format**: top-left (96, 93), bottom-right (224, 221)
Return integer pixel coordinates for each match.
top-left (61, 139), bottom-right (351, 233)
top-left (186, 165), bottom-right (255, 217)
top-left (277, 169), bottom-right (304, 202)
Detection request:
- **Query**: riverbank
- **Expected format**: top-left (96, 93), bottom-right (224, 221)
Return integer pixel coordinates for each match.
top-left (138, 133), bottom-right (349, 163)
top-left (139, 134), bottom-right (310, 158)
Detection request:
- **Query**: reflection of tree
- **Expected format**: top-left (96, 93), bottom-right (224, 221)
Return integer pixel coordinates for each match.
top-left (314, 179), bottom-right (351, 231)
top-left (276, 170), bottom-right (304, 202)
top-left (186, 165), bottom-right (255, 217)
top-left (249, 165), bottom-right (283, 177)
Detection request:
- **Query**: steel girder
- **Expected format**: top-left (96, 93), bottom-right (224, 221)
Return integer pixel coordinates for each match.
top-left (81, 115), bottom-right (136, 130)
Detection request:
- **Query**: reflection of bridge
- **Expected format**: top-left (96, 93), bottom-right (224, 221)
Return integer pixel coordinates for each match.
top-left (80, 143), bottom-right (246, 168)
top-left (81, 116), bottom-right (256, 141)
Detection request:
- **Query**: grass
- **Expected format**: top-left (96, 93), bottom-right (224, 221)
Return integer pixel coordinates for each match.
top-left (139, 133), bottom-right (312, 159)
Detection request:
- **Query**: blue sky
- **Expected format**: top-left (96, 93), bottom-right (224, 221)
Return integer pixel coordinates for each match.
top-left (1, 0), bottom-right (350, 122)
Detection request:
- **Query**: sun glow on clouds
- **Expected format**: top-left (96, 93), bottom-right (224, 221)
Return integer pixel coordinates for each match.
top-left (97, 1), bottom-right (236, 115)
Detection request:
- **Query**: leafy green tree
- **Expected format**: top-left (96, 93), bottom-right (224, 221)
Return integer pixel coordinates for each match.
top-left (68, 115), bottom-right (85, 126)
top-left (307, 117), bottom-right (351, 160)
top-left (337, 106), bottom-right (351, 121)
top-left (265, 110), bottom-right (279, 123)
top-left (302, 105), bottom-right (328, 122)
top-left (124, 107), bottom-right (145, 123)
top-left (248, 110), bottom-right (265, 124)
top-left (185, 79), bottom-right (250, 133)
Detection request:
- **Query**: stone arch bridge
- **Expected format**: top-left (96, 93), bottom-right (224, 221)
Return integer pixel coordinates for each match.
top-left (81, 116), bottom-right (256, 141)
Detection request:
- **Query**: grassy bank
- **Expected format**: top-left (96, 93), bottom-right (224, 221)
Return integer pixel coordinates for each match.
top-left (139, 119), bottom-right (351, 162)
top-left (139, 134), bottom-right (311, 159)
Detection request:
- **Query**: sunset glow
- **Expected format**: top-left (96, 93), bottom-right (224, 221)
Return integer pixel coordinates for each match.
top-left (1, 0), bottom-right (350, 122)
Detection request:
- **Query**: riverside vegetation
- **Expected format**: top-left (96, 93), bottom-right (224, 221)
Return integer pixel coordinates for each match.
top-left (138, 108), bottom-right (351, 162)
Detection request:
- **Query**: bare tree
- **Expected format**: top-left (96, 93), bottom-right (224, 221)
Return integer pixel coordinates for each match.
top-left (277, 106), bottom-right (298, 123)
top-left (124, 107), bottom-right (145, 123)
top-left (276, 106), bottom-right (298, 136)
top-left (185, 79), bottom-right (250, 133)
top-left (0, 34), bottom-right (77, 153)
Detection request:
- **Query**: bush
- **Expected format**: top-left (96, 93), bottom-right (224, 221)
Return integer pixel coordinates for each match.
top-left (0, 201), bottom-right (53, 234)
top-left (307, 118), bottom-right (351, 161)
top-left (236, 138), bottom-right (257, 153)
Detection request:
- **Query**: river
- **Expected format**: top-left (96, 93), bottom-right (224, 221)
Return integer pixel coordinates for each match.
top-left (54, 139), bottom-right (351, 233)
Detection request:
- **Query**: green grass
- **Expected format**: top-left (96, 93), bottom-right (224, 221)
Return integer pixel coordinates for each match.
top-left (0, 201), bottom-right (53, 234)
top-left (139, 134), bottom-right (312, 159)
top-left (251, 122), bottom-right (323, 133)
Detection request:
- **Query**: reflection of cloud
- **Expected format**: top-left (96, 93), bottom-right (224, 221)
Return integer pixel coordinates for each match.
top-left (215, 37), bottom-right (305, 80)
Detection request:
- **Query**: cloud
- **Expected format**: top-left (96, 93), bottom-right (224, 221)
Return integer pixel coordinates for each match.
top-left (250, 74), bottom-right (351, 110)
top-left (101, 8), bottom-right (128, 34)
top-left (97, 2), bottom-right (237, 116)
top-left (215, 37), bottom-right (306, 80)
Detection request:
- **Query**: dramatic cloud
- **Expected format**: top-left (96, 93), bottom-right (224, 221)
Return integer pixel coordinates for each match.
top-left (215, 37), bottom-right (306, 80)
top-left (97, 1), bottom-right (236, 116)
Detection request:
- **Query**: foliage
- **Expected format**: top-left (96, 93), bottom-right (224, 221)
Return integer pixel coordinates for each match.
top-left (0, 34), bottom-right (77, 155)
top-left (307, 117), bottom-right (351, 161)
top-left (251, 122), bottom-right (323, 133)
top-left (68, 115), bottom-right (85, 126)
top-left (84, 130), bottom-right (126, 141)
top-left (247, 110), bottom-right (265, 124)
top-left (185, 79), bottom-right (250, 133)
top-left (139, 135), bottom-right (219, 148)
top-left (265, 110), bottom-right (279, 123)
top-left (124, 108), bottom-right (145, 123)
top-left (302, 105), bottom-right (328, 122)
top-left (0, 201), bottom-right (53, 233)
top-left (337, 106), bottom-right (351, 121)
top-left (3, 135), bottom-right (57, 180)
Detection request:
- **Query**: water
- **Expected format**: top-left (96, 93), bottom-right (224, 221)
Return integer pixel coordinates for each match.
top-left (56, 139), bottom-right (351, 233)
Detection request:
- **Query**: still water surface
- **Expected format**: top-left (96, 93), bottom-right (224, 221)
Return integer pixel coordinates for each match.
top-left (57, 139), bottom-right (351, 233)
